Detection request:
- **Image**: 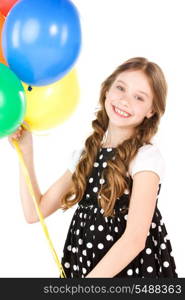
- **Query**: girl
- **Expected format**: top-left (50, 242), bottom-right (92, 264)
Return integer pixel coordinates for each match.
top-left (9, 57), bottom-right (178, 278)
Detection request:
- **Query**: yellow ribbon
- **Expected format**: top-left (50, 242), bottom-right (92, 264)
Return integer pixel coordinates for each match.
top-left (12, 123), bottom-right (66, 278)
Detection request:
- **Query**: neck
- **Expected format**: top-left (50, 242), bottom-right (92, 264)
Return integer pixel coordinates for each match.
top-left (102, 123), bottom-right (134, 147)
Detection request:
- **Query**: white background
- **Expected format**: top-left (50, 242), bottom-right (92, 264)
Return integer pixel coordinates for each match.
top-left (0, 0), bottom-right (184, 277)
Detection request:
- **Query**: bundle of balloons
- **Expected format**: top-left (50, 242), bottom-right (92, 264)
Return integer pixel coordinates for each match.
top-left (0, 0), bottom-right (82, 277)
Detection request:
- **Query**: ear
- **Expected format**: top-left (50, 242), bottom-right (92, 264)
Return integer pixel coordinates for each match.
top-left (146, 109), bottom-right (154, 119)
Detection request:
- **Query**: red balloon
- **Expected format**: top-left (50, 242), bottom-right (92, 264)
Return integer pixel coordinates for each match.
top-left (0, 0), bottom-right (19, 17)
top-left (0, 12), bottom-right (7, 64)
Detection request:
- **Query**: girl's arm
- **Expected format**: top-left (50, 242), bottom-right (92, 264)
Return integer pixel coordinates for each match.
top-left (9, 124), bottom-right (73, 224)
top-left (19, 151), bottom-right (73, 223)
top-left (86, 170), bottom-right (160, 277)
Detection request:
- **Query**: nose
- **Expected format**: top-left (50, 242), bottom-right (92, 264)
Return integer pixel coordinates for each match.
top-left (117, 96), bottom-right (130, 107)
top-left (117, 91), bottom-right (130, 101)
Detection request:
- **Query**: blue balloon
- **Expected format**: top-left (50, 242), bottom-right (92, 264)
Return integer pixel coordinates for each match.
top-left (2, 0), bottom-right (81, 86)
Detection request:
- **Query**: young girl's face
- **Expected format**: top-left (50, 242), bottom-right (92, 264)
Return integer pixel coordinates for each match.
top-left (105, 70), bottom-right (154, 129)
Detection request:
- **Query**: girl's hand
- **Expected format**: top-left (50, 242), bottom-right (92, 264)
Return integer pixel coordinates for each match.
top-left (8, 121), bottom-right (33, 155)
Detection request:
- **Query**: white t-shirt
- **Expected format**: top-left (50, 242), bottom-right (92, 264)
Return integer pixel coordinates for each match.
top-left (67, 144), bottom-right (165, 183)
top-left (67, 147), bottom-right (84, 174)
top-left (128, 144), bottom-right (165, 183)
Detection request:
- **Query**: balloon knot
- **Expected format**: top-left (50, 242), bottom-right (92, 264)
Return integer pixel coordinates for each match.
top-left (28, 85), bottom-right (32, 92)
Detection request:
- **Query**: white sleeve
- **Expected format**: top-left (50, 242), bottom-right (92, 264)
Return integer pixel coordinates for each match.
top-left (129, 144), bottom-right (166, 183)
top-left (67, 147), bottom-right (84, 173)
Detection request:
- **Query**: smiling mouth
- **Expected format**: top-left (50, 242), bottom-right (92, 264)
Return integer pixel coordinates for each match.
top-left (112, 105), bottom-right (132, 118)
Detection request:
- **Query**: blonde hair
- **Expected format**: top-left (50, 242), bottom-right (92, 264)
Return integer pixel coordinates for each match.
top-left (61, 57), bottom-right (167, 217)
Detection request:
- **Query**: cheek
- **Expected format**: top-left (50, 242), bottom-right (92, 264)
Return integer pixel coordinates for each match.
top-left (134, 106), bottom-right (147, 118)
top-left (104, 98), bottom-right (114, 118)
top-left (105, 96), bottom-right (111, 109)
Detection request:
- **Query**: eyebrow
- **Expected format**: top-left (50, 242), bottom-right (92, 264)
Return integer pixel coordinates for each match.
top-left (116, 80), bottom-right (150, 98)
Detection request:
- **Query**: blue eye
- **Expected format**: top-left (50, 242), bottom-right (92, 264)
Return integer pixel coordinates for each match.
top-left (116, 85), bottom-right (124, 91)
top-left (115, 85), bottom-right (144, 101)
top-left (135, 95), bottom-right (144, 101)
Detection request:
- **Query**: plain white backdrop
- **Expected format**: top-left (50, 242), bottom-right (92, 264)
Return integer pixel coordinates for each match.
top-left (0, 0), bottom-right (184, 277)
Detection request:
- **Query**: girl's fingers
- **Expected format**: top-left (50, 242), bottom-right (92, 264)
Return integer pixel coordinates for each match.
top-left (22, 121), bottom-right (31, 131)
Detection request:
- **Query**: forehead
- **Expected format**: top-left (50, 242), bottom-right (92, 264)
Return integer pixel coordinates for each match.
top-left (114, 70), bottom-right (152, 94)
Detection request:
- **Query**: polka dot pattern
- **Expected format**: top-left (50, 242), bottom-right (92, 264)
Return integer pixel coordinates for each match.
top-left (100, 178), bottom-right (105, 184)
top-left (87, 242), bottom-right (93, 248)
top-left (93, 187), bottom-right (98, 193)
top-left (61, 147), bottom-right (178, 278)
top-left (64, 262), bottom-right (70, 269)
top-left (102, 162), bottom-right (107, 168)
top-left (127, 269), bottom-right (133, 276)
top-left (98, 243), bottom-right (104, 250)
top-left (147, 266), bottom-right (153, 273)
top-left (98, 225), bottom-right (104, 231)
top-left (146, 248), bottom-right (152, 255)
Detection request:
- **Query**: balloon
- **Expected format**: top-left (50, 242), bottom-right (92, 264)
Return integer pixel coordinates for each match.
top-left (0, 12), bottom-right (7, 65)
top-left (0, 0), bottom-right (19, 17)
top-left (0, 63), bottom-right (26, 138)
top-left (2, 0), bottom-right (82, 86)
top-left (22, 68), bottom-right (80, 131)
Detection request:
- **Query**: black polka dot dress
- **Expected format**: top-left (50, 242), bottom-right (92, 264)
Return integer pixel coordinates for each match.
top-left (61, 147), bottom-right (178, 278)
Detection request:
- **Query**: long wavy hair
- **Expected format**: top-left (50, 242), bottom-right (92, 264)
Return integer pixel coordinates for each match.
top-left (61, 57), bottom-right (167, 217)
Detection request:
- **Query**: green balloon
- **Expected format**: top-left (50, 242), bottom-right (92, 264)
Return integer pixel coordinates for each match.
top-left (0, 63), bottom-right (26, 138)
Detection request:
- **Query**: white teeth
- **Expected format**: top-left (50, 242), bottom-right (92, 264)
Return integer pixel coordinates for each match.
top-left (115, 107), bottom-right (129, 117)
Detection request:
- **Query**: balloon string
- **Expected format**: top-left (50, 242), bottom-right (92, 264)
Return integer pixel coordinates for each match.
top-left (12, 138), bottom-right (67, 278)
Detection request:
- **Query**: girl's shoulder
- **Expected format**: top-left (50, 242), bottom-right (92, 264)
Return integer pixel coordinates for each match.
top-left (135, 143), bottom-right (163, 156)
top-left (128, 143), bottom-right (166, 183)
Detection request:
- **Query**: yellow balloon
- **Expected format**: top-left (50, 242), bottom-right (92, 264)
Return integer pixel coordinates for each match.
top-left (22, 68), bottom-right (80, 131)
